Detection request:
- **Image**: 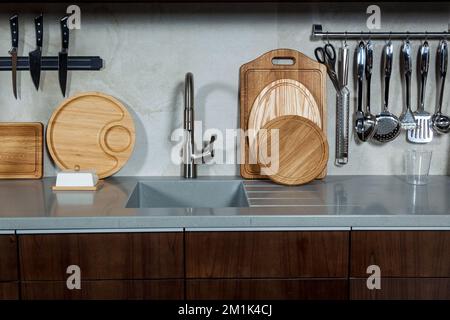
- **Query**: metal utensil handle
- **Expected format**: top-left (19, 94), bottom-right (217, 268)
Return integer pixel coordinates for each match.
top-left (418, 42), bottom-right (430, 112)
top-left (338, 44), bottom-right (349, 88)
top-left (437, 40), bottom-right (448, 113)
top-left (365, 41), bottom-right (373, 113)
top-left (383, 43), bottom-right (393, 111)
top-left (10, 15), bottom-right (18, 48)
top-left (356, 42), bottom-right (366, 112)
top-left (403, 41), bottom-right (412, 111)
top-left (336, 88), bottom-right (349, 165)
top-left (35, 14), bottom-right (43, 48)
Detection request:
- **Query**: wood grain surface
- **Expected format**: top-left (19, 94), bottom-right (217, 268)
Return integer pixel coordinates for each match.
top-left (351, 231), bottom-right (450, 277)
top-left (258, 115), bottom-right (328, 185)
top-left (0, 235), bottom-right (18, 281)
top-left (46, 92), bottom-right (135, 179)
top-left (187, 279), bottom-right (348, 300)
top-left (240, 49), bottom-right (327, 179)
top-left (0, 123), bottom-right (43, 179)
top-left (19, 232), bottom-right (184, 280)
top-left (0, 282), bottom-right (19, 300)
top-left (21, 280), bottom-right (184, 300)
top-left (248, 79), bottom-right (321, 157)
top-left (186, 231), bottom-right (349, 278)
top-left (350, 278), bottom-right (450, 300)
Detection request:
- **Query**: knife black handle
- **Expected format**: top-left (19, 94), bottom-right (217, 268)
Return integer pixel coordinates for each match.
top-left (35, 14), bottom-right (43, 48)
top-left (60, 16), bottom-right (69, 50)
top-left (10, 14), bottom-right (19, 48)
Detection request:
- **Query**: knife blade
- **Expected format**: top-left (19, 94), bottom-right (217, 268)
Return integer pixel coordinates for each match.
top-left (29, 14), bottom-right (43, 91)
top-left (58, 16), bottom-right (69, 97)
top-left (9, 14), bottom-right (19, 99)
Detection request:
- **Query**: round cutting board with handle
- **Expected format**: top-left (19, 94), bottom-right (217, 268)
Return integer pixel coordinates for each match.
top-left (257, 115), bottom-right (328, 186)
top-left (47, 92), bottom-right (135, 179)
top-left (247, 79), bottom-right (321, 157)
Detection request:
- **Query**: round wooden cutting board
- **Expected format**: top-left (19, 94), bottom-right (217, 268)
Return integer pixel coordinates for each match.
top-left (47, 92), bottom-right (135, 179)
top-left (257, 115), bottom-right (328, 185)
top-left (247, 79), bottom-right (321, 156)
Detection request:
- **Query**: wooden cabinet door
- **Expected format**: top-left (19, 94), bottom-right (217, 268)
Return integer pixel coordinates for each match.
top-left (21, 280), bottom-right (184, 300)
top-left (187, 279), bottom-right (348, 300)
top-left (350, 278), bottom-right (450, 300)
top-left (351, 231), bottom-right (450, 277)
top-left (19, 232), bottom-right (183, 281)
top-left (351, 231), bottom-right (450, 300)
top-left (186, 231), bottom-right (349, 278)
top-left (0, 235), bottom-right (18, 281)
top-left (0, 282), bottom-right (19, 300)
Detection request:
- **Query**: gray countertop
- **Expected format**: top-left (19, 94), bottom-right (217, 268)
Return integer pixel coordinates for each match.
top-left (0, 176), bottom-right (449, 231)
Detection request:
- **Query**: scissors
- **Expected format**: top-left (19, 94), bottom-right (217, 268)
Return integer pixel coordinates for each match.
top-left (314, 43), bottom-right (340, 91)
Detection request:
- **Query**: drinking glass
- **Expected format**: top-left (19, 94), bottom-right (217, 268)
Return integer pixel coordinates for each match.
top-left (404, 150), bottom-right (432, 185)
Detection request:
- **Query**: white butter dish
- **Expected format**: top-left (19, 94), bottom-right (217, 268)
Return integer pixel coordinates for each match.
top-left (53, 170), bottom-right (100, 191)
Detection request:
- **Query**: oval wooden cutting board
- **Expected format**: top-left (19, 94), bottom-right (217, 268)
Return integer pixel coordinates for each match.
top-left (247, 79), bottom-right (321, 156)
top-left (258, 115), bottom-right (328, 186)
top-left (47, 92), bottom-right (135, 179)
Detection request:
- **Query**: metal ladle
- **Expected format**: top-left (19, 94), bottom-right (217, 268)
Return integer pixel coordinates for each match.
top-left (355, 41), bottom-right (375, 141)
top-left (432, 39), bottom-right (450, 134)
top-left (362, 40), bottom-right (377, 140)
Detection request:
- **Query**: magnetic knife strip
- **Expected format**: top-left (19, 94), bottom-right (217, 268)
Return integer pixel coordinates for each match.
top-left (0, 56), bottom-right (103, 71)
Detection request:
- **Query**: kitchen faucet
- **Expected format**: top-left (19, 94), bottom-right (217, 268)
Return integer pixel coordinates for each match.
top-left (182, 72), bottom-right (215, 178)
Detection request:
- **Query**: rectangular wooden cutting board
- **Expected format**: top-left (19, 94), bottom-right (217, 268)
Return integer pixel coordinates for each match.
top-left (239, 49), bottom-right (327, 179)
top-left (0, 123), bottom-right (43, 179)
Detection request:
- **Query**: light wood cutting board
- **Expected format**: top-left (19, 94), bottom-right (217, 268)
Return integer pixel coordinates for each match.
top-left (258, 115), bottom-right (328, 186)
top-left (248, 79), bottom-right (321, 157)
top-left (46, 92), bottom-right (135, 179)
top-left (0, 123), bottom-right (43, 179)
top-left (240, 49), bottom-right (327, 179)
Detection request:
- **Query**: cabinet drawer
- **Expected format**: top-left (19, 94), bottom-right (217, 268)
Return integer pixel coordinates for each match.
top-left (350, 278), bottom-right (450, 300)
top-left (187, 279), bottom-right (348, 300)
top-left (21, 280), bottom-right (184, 300)
top-left (0, 235), bottom-right (18, 281)
top-left (0, 282), bottom-right (19, 300)
top-left (351, 231), bottom-right (450, 277)
top-left (186, 231), bottom-right (349, 278)
top-left (19, 232), bottom-right (183, 280)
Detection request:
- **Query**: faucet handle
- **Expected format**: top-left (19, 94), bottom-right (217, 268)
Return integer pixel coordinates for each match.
top-left (201, 135), bottom-right (216, 164)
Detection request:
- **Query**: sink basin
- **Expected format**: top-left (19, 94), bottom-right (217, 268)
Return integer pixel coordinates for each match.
top-left (125, 180), bottom-right (249, 208)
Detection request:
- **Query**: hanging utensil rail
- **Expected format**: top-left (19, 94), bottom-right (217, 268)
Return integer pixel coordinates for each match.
top-left (312, 24), bottom-right (450, 40)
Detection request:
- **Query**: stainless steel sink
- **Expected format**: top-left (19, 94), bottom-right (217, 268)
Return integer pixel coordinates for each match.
top-left (125, 180), bottom-right (249, 208)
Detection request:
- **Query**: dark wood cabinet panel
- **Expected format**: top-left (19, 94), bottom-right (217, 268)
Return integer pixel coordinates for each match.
top-left (350, 278), bottom-right (450, 300)
top-left (0, 235), bottom-right (18, 281)
top-left (21, 280), bottom-right (183, 300)
top-left (186, 231), bottom-right (349, 278)
top-left (351, 231), bottom-right (450, 277)
top-left (187, 279), bottom-right (348, 300)
top-left (19, 232), bottom-right (183, 281)
top-left (0, 282), bottom-right (19, 300)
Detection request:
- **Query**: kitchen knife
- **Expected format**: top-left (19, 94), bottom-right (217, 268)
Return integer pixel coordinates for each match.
top-left (29, 14), bottom-right (43, 91)
top-left (58, 16), bottom-right (69, 97)
top-left (9, 14), bottom-right (19, 99)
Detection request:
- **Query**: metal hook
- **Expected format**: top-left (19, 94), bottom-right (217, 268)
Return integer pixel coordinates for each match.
top-left (344, 31), bottom-right (348, 45)
top-left (360, 31), bottom-right (364, 41)
top-left (326, 31), bottom-right (330, 44)
top-left (424, 31), bottom-right (428, 42)
top-left (368, 31), bottom-right (372, 42)
top-left (388, 31), bottom-right (392, 44)
top-left (406, 31), bottom-right (410, 42)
